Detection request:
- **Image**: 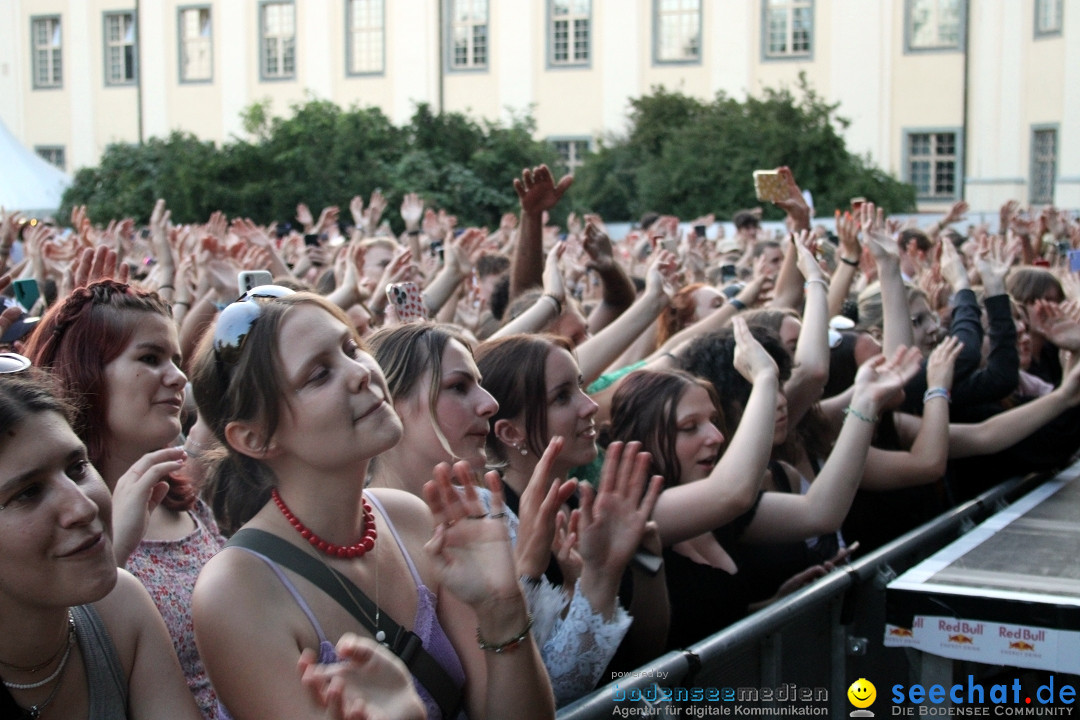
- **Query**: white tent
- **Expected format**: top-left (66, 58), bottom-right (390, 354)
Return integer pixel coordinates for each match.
top-left (0, 117), bottom-right (71, 218)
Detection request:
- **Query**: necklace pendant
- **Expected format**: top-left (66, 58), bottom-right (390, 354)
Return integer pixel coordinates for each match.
top-left (375, 629), bottom-right (386, 644)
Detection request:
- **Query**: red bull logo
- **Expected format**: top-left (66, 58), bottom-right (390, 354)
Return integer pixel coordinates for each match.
top-left (1008, 641), bottom-right (1036, 651)
top-left (889, 627), bottom-right (914, 637)
top-left (948, 634), bottom-right (974, 644)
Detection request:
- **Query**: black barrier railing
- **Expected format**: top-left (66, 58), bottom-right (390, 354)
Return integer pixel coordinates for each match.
top-left (557, 471), bottom-right (1050, 720)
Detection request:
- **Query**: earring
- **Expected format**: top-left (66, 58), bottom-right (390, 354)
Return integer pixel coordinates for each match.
top-left (516, 443), bottom-right (528, 456)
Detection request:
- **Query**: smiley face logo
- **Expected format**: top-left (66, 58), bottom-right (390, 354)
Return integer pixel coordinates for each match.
top-left (847, 678), bottom-right (876, 709)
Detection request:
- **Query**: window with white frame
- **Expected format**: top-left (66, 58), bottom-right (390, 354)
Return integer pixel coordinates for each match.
top-left (655, 0), bottom-right (701, 63)
top-left (906, 0), bottom-right (962, 50)
top-left (104, 12), bottom-right (137, 85)
top-left (31, 17), bottom-right (62, 89)
top-left (552, 139), bottom-right (590, 175)
top-left (450, 0), bottom-right (488, 70)
top-left (1031, 129), bottom-right (1057, 205)
top-left (179, 7), bottom-right (212, 82)
top-left (261, 2), bottom-right (296, 79)
top-left (907, 132), bottom-right (959, 200)
top-left (348, 0), bottom-right (384, 74)
top-left (35, 146), bottom-right (66, 171)
top-left (550, 0), bottom-right (590, 66)
top-left (1035, 0), bottom-right (1063, 36)
top-left (764, 0), bottom-right (812, 58)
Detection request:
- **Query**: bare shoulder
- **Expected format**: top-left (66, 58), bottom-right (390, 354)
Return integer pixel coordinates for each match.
top-left (192, 544), bottom-right (286, 616)
top-left (91, 570), bottom-right (168, 675)
top-left (366, 486), bottom-right (434, 537)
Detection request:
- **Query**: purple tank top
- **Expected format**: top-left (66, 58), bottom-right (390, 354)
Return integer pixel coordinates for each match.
top-left (229, 492), bottom-right (465, 720)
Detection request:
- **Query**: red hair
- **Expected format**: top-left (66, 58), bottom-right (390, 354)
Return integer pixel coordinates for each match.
top-left (23, 280), bottom-right (196, 511)
top-left (656, 283), bottom-right (708, 349)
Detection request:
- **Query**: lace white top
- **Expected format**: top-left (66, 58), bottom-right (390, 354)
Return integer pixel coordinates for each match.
top-left (477, 489), bottom-right (632, 707)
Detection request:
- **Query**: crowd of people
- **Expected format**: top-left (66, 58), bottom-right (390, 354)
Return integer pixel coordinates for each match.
top-left (1, 163), bottom-right (1079, 719)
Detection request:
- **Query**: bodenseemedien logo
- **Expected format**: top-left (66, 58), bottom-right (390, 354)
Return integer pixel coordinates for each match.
top-left (848, 678), bottom-right (877, 717)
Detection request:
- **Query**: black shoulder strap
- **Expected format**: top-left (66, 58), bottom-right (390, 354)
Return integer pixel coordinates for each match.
top-left (227, 528), bottom-right (462, 719)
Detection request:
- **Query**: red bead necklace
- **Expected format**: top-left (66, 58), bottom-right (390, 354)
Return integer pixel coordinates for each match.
top-left (272, 488), bottom-right (377, 559)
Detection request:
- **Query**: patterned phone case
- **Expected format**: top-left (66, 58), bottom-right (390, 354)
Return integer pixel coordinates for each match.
top-left (387, 282), bottom-right (425, 322)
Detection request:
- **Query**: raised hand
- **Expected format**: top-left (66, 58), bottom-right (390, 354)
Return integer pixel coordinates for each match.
top-left (296, 203), bottom-right (315, 232)
top-left (542, 242), bottom-right (568, 307)
top-left (349, 195), bottom-right (365, 229)
top-left (316, 206), bottom-right (341, 235)
top-left (793, 230), bottom-right (824, 282)
top-left (298, 634), bottom-right (426, 720)
top-left (64, 245), bottom-right (130, 297)
top-left (576, 441), bottom-right (664, 617)
top-left (582, 220), bottom-right (616, 273)
top-left (938, 234), bottom-right (970, 292)
top-left (399, 193), bottom-right (423, 231)
top-left (364, 191), bottom-right (388, 236)
top-left (851, 345), bottom-right (923, 414)
top-left (511, 436), bottom-right (578, 579)
top-left (836, 211), bottom-right (861, 266)
top-left (860, 202), bottom-right (899, 267)
top-left (640, 244), bottom-right (674, 296)
top-left (111, 447), bottom-right (188, 566)
top-left (999, 200), bottom-right (1019, 235)
top-left (972, 234), bottom-right (1016, 296)
top-left (732, 316), bottom-right (779, 383)
top-left (445, 227), bottom-right (486, 277)
top-left (925, 335), bottom-right (964, 391)
top-left (774, 166), bottom-right (811, 231)
top-left (0, 275), bottom-right (22, 337)
top-left (514, 165), bottom-right (573, 215)
top-left (422, 463), bottom-right (521, 609)
top-left (941, 199), bottom-right (969, 227)
top-left (551, 510), bottom-right (583, 589)
top-left (1028, 299), bottom-right (1080, 351)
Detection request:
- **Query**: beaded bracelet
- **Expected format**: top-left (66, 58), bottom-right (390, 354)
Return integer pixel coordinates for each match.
top-left (840, 256), bottom-right (859, 267)
top-left (477, 613), bottom-right (534, 653)
top-left (923, 387), bottom-right (951, 404)
top-left (843, 406), bottom-right (877, 424)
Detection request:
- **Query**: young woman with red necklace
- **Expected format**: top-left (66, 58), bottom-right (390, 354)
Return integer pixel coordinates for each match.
top-left (189, 289), bottom-right (553, 719)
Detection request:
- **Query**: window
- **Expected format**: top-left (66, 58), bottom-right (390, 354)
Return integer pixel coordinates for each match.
top-left (763, 0), bottom-right (812, 59)
top-left (347, 0), bottom-right (384, 75)
top-left (550, 0), bottom-right (590, 66)
top-left (31, 16), bottom-right (62, 89)
top-left (552, 138), bottom-right (590, 175)
top-left (1031, 128), bottom-right (1057, 205)
top-left (178, 7), bottom-right (212, 82)
top-left (104, 12), bottom-right (137, 85)
top-left (907, 131), bottom-right (959, 200)
top-left (449, 0), bottom-right (488, 70)
top-left (260, 2), bottom-right (296, 80)
top-left (906, 0), bottom-right (963, 51)
top-left (35, 146), bottom-right (66, 172)
top-left (654, 0), bottom-right (701, 64)
top-left (1035, 0), bottom-right (1063, 36)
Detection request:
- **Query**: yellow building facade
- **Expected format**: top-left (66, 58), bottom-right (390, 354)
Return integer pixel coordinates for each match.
top-left (0, 0), bottom-right (1075, 213)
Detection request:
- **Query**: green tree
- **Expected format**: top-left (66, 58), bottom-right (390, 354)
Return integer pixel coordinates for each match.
top-left (571, 78), bottom-right (916, 222)
top-left (61, 100), bottom-right (558, 230)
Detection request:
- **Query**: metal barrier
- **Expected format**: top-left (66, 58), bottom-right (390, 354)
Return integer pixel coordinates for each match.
top-left (557, 472), bottom-right (1048, 720)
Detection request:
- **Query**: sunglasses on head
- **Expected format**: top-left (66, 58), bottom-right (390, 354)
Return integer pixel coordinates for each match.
top-left (213, 285), bottom-right (296, 367)
top-left (0, 353), bottom-right (32, 374)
